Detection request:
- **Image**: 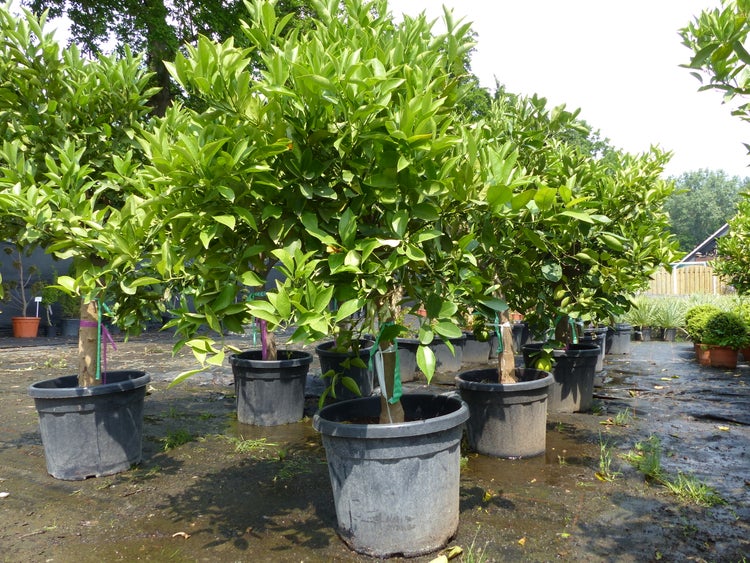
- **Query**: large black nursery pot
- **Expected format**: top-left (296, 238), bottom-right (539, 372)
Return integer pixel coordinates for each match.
top-left (313, 393), bottom-right (469, 558)
top-left (315, 339), bottom-right (375, 400)
top-left (461, 331), bottom-right (491, 364)
top-left (607, 323), bottom-right (633, 354)
top-left (229, 349), bottom-right (313, 426)
top-left (395, 337), bottom-right (419, 382)
top-left (522, 343), bottom-right (599, 413)
top-left (456, 368), bottom-right (553, 458)
top-left (28, 370), bottom-right (150, 480)
top-left (429, 333), bottom-right (466, 384)
top-left (582, 326), bottom-right (608, 373)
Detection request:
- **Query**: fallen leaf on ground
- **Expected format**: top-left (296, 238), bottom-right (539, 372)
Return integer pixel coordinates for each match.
top-left (518, 537), bottom-right (526, 546)
top-left (172, 532), bottom-right (191, 539)
top-left (717, 425), bottom-right (730, 431)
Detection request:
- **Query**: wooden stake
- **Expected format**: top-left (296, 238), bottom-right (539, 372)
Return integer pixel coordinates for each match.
top-left (78, 300), bottom-right (100, 387)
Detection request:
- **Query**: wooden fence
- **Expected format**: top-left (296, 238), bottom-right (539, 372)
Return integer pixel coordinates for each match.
top-left (645, 263), bottom-right (733, 296)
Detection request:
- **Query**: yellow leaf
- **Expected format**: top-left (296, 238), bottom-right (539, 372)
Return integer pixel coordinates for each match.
top-left (444, 546), bottom-right (463, 559)
top-left (518, 537), bottom-right (526, 546)
top-left (717, 425), bottom-right (730, 431)
top-left (428, 556), bottom-right (448, 563)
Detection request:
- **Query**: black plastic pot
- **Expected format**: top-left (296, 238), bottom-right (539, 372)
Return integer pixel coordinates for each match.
top-left (315, 339), bottom-right (375, 400)
top-left (59, 318), bottom-right (79, 338)
top-left (522, 343), bottom-right (599, 413)
top-left (607, 323), bottom-right (633, 354)
top-left (456, 368), bottom-right (553, 458)
top-left (313, 393), bottom-right (469, 557)
top-left (462, 332), bottom-right (491, 364)
top-left (429, 334), bottom-right (466, 383)
top-left (395, 337), bottom-right (419, 382)
top-left (582, 326), bottom-right (608, 373)
top-left (230, 350), bottom-right (313, 426)
top-left (28, 370), bottom-right (150, 480)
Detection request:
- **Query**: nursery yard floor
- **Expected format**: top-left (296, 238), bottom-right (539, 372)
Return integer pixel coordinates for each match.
top-left (0, 334), bottom-right (748, 562)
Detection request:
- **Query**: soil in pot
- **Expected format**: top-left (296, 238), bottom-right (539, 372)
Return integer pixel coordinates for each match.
top-left (27, 370), bottom-right (150, 480)
top-left (312, 393), bottom-right (469, 558)
top-left (315, 339), bottom-right (375, 400)
top-left (230, 350), bottom-right (312, 426)
top-left (522, 342), bottom-right (599, 413)
top-left (456, 367), bottom-right (553, 458)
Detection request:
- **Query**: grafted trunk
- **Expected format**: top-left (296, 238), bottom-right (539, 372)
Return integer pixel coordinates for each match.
top-left (78, 300), bottom-right (100, 387)
top-left (499, 314), bottom-right (518, 383)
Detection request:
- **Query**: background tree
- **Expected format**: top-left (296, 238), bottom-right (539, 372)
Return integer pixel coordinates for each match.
top-left (682, 1), bottom-right (750, 290)
top-left (23, 0), bottom-right (318, 115)
top-left (665, 169), bottom-right (749, 251)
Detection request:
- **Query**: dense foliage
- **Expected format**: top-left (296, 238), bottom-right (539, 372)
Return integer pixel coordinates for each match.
top-left (682, 0), bottom-right (750, 293)
top-left (1, 0), bottom-right (681, 385)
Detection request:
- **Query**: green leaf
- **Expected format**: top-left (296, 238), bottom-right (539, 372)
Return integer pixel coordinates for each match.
top-left (417, 345), bottom-right (436, 382)
top-left (434, 322), bottom-right (462, 339)
top-left (560, 210), bottom-right (595, 223)
top-left (335, 298), bottom-right (364, 321)
top-left (338, 208), bottom-right (357, 248)
top-left (214, 215), bottom-right (236, 230)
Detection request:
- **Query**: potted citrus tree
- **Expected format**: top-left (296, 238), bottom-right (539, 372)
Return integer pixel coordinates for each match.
top-left (0, 6), bottom-right (157, 479)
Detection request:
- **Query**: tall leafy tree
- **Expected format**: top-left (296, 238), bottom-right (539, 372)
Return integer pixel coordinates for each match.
top-left (23, 0), bottom-right (317, 115)
top-left (665, 169), bottom-right (749, 251)
top-left (682, 1), bottom-right (750, 290)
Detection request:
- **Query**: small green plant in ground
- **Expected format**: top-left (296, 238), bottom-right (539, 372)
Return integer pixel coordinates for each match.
top-left (622, 435), bottom-right (664, 481)
top-left (461, 526), bottom-right (488, 563)
top-left (600, 407), bottom-right (633, 427)
top-left (622, 435), bottom-right (726, 506)
top-left (162, 429), bottom-right (195, 451)
top-left (665, 471), bottom-right (726, 507)
top-left (595, 432), bottom-right (621, 482)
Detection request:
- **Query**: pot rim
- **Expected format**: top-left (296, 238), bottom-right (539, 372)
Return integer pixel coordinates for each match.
top-left (229, 349), bottom-right (313, 368)
top-left (456, 368), bottom-right (553, 393)
top-left (313, 393), bottom-right (468, 439)
top-left (28, 370), bottom-right (150, 399)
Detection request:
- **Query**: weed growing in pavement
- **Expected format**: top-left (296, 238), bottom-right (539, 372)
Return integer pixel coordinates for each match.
top-left (622, 435), bottom-right (726, 506)
top-left (595, 432), bottom-right (621, 482)
top-left (162, 429), bottom-right (195, 451)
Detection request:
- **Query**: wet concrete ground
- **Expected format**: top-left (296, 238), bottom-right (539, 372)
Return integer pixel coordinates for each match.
top-left (0, 334), bottom-right (748, 562)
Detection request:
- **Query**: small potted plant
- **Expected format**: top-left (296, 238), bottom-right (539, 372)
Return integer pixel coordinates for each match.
top-left (684, 304), bottom-right (723, 365)
top-left (1, 244), bottom-right (41, 338)
top-left (700, 310), bottom-right (750, 369)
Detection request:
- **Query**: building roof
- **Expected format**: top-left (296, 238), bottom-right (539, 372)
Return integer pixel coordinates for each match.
top-left (678, 223), bottom-right (730, 264)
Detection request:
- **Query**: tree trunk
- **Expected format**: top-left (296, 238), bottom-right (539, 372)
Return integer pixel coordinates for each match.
top-left (499, 319), bottom-right (518, 383)
top-left (378, 344), bottom-right (405, 424)
top-left (77, 300), bottom-right (100, 387)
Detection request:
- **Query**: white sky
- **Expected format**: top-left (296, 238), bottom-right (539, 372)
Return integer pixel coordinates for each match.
top-left (388, 0), bottom-right (749, 179)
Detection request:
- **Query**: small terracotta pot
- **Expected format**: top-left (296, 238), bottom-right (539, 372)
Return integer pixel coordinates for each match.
top-left (695, 343), bottom-right (711, 366)
top-left (707, 345), bottom-right (738, 369)
top-left (12, 316), bottom-right (40, 338)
